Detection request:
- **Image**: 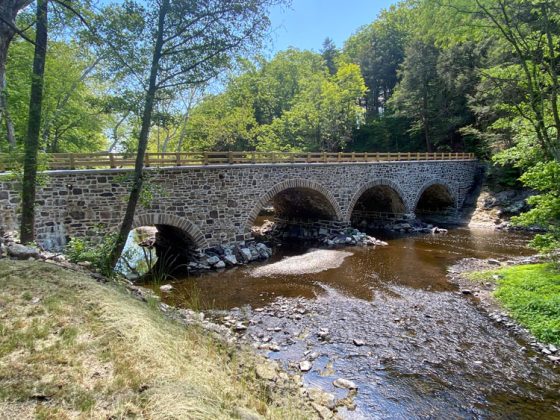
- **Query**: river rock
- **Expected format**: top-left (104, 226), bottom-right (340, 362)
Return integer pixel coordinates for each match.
top-left (214, 260), bottom-right (226, 269)
top-left (299, 360), bottom-right (313, 372)
top-left (160, 284), bottom-right (173, 292)
top-left (206, 255), bottom-right (220, 265)
top-left (487, 259), bottom-right (501, 266)
top-left (353, 338), bottom-right (365, 346)
top-left (7, 243), bottom-right (41, 260)
top-left (333, 378), bottom-right (358, 390)
top-left (224, 254), bottom-right (238, 266)
top-left (240, 248), bottom-right (252, 262)
top-left (307, 388), bottom-right (336, 408)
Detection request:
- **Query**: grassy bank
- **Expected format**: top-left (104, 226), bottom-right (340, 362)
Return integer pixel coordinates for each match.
top-left (0, 259), bottom-right (314, 419)
top-left (467, 263), bottom-right (560, 345)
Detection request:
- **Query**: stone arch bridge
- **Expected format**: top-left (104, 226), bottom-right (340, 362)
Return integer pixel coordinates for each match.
top-left (0, 159), bottom-right (478, 251)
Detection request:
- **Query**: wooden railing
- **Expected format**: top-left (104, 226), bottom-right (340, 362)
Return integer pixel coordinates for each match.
top-left (0, 151), bottom-right (475, 171)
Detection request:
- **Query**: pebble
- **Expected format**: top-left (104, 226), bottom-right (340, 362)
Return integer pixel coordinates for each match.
top-left (353, 339), bottom-right (365, 346)
top-left (333, 378), bottom-right (358, 390)
top-left (299, 361), bottom-right (313, 372)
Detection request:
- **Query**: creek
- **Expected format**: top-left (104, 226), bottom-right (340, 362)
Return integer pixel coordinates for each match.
top-left (142, 228), bottom-right (560, 418)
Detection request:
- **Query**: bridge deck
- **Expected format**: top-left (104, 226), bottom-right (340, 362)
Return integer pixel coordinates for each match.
top-left (0, 151), bottom-right (475, 172)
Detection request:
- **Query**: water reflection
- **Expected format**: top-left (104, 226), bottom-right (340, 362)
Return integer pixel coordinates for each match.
top-left (144, 227), bottom-right (532, 310)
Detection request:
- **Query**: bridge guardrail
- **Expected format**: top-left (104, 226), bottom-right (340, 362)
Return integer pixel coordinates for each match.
top-left (0, 151), bottom-right (476, 172)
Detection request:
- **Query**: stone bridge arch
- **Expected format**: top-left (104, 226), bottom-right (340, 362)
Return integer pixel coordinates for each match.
top-left (413, 179), bottom-right (458, 213)
top-left (244, 178), bottom-right (344, 233)
top-left (133, 213), bottom-right (208, 249)
top-left (345, 179), bottom-right (410, 222)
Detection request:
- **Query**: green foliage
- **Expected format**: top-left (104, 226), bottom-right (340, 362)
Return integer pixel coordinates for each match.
top-left (511, 162), bottom-right (560, 253)
top-left (4, 40), bottom-right (108, 153)
top-left (183, 49), bottom-right (366, 152)
top-left (472, 264), bottom-right (560, 345)
top-left (65, 233), bottom-right (118, 275)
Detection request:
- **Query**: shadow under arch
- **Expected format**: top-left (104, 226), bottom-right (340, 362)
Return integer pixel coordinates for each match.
top-left (244, 178), bottom-right (344, 234)
top-left (346, 179), bottom-right (408, 223)
top-left (413, 180), bottom-right (457, 215)
top-left (133, 213), bottom-right (208, 250)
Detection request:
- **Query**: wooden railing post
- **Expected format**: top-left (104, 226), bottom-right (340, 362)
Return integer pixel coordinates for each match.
top-left (69, 154), bottom-right (75, 170)
top-left (144, 154), bottom-right (150, 167)
top-left (351, 151), bottom-right (355, 162)
top-left (323, 152), bottom-right (327, 163)
top-left (337, 152), bottom-right (341, 162)
top-left (252, 151), bottom-right (256, 164)
top-left (364, 152), bottom-right (368, 162)
top-left (204, 152), bottom-right (209, 165)
top-left (228, 151), bottom-right (233, 164)
top-left (109, 154), bottom-right (116, 169)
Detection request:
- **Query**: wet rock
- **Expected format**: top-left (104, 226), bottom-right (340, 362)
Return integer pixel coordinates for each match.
top-left (487, 259), bottom-right (501, 266)
top-left (214, 260), bottom-right (226, 269)
top-left (333, 378), bottom-right (358, 390)
top-left (461, 289), bottom-right (473, 295)
top-left (299, 360), bottom-right (313, 372)
top-left (353, 339), bottom-right (365, 346)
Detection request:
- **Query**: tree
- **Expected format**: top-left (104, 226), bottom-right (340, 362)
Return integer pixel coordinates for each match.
top-left (6, 39), bottom-right (108, 152)
top-left (105, 0), bottom-right (286, 269)
top-left (390, 40), bottom-right (441, 152)
top-left (320, 37), bottom-right (338, 75)
top-left (344, 4), bottom-right (410, 118)
top-left (20, 0), bottom-right (48, 243)
top-left (0, 0), bottom-right (33, 149)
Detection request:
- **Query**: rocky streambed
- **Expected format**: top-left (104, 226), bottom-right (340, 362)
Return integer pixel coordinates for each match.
top-left (150, 228), bottom-right (560, 419)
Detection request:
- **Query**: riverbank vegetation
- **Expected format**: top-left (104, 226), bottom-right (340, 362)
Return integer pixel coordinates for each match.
top-left (468, 264), bottom-right (560, 345)
top-left (0, 259), bottom-right (314, 418)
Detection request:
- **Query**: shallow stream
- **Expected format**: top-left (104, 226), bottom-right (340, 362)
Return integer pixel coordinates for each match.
top-left (143, 228), bottom-right (560, 418)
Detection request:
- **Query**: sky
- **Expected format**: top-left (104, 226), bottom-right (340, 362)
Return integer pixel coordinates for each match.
top-left (266, 0), bottom-right (397, 55)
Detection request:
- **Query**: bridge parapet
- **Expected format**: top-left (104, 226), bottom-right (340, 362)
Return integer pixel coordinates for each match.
top-left (0, 151), bottom-right (475, 172)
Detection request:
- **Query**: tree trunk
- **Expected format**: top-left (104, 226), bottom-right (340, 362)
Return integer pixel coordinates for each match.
top-left (108, 0), bottom-right (169, 269)
top-left (0, 25), bottom-right (16, 149)
top-left (20, 0), bottom-right (48, 244)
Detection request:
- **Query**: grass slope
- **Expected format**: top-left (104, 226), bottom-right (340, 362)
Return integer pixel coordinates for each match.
top-left (0, 259), bottom-right (314, 419)
top-left (468, 263), bottom-right (560, 345)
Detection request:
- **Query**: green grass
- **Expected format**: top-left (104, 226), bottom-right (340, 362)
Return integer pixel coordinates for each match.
top-left (467, 263), bottom-right (560, 345)
top-left (0, 259), bottom-right (316, 419)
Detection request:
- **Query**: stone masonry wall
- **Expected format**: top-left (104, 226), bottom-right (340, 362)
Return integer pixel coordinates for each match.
top-left (0, 160), bottom-right (478, 250)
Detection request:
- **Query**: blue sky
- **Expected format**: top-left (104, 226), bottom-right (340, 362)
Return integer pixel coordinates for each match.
top-left (265, 0), bottom-right (397, 55)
